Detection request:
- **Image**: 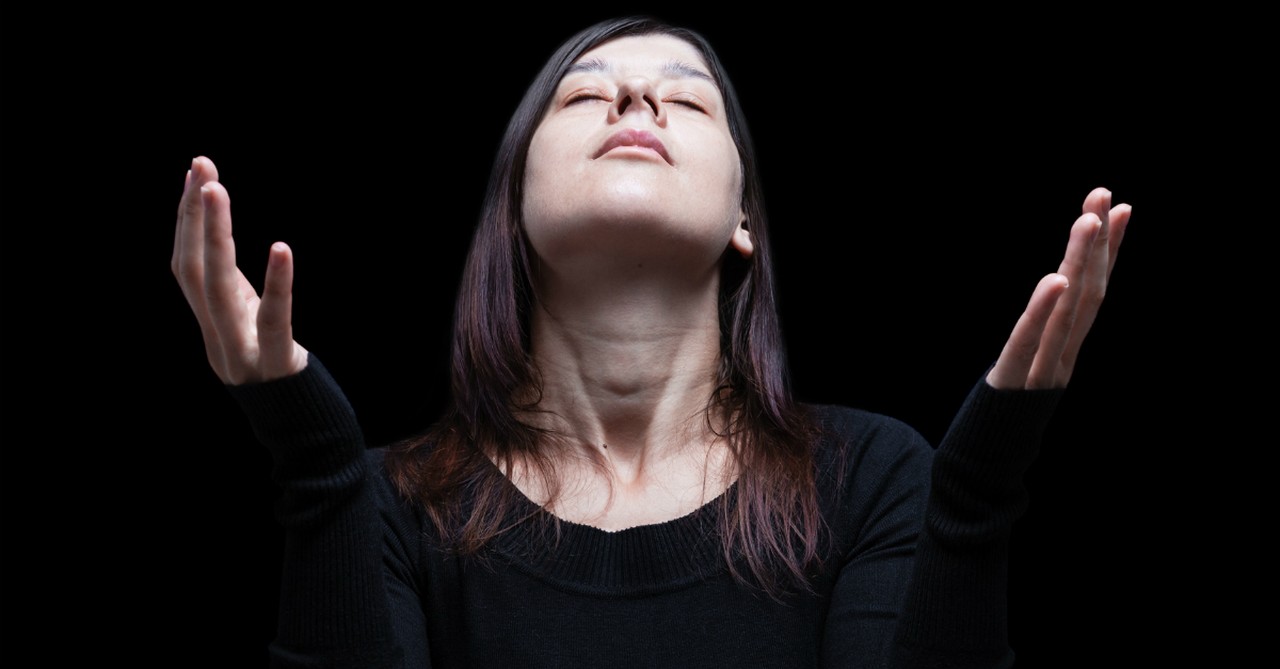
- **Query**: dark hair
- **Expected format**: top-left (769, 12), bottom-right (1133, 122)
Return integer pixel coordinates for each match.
top-left (387, 16), bottom-right (824, 595)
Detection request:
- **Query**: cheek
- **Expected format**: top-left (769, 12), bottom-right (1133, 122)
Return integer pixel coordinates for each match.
top-left (685, 140), bottom-right (744, 224)
top-left (523, 132), bottom-right (573, 220)
top-left (524, 131), bottom-right (553, 197)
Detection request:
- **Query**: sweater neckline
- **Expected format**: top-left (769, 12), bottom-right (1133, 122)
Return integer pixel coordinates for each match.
top-left (486, 464), bottom-right (738, 596)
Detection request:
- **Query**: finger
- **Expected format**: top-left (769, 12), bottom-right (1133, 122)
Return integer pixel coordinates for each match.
top-left (1059, 200), bottom-right (1133, 376)
top-left (192, 155), bottom-right (220, 184)
top-left (173, 160), bottom-right (206, 298)
top-left (1105, 203), bottom-right (1132, 283)
top-left (258, 242), bottom-right (298, 379)
top-left (1080, 187), bottom-right (1112, 300)
top-left (1050, 189), bottom-right (1111, 373)
top-left (1027, 212), bottom-right (1100, 388)
top-left (1082, 187), bottom-right (1112, 232)
top-left (171, 159), bottom-right (226, 374)
top-left (173, 157), bottom-right (221, 303)
top-left (174, 160), bottom-right (225, 362)
top-left (986, 272), bottom-right (1070, 390)
top-left (201, 181), bottom-right (253, 363)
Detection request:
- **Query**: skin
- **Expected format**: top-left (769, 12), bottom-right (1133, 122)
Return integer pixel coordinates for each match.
top-left (171, 159), bottom-right (309, 387)
top-left (512, 36), bottom-right (754, 528)
top-left (171, 35), bottom-right (1130, 531)
top-left (986, 187), bottom-right (1131, 390)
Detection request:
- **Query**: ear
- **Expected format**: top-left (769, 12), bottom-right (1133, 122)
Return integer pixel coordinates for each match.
top-left (729, 212), bottom-right (753, 259)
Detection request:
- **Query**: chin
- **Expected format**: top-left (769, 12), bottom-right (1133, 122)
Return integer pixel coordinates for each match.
top-left (527, 215), bottom-right (731, 283)
top-left (523, 177), bottom-right (738, 273)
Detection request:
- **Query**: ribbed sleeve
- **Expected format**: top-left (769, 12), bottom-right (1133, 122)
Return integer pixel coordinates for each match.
top-left (227, 355), bottom-right (406, 669)
top-left (889, 378), bottom-right (1063, 669)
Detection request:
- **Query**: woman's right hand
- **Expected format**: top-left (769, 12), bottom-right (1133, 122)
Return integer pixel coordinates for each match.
top-left (171, 156), bottom-right (308, 385)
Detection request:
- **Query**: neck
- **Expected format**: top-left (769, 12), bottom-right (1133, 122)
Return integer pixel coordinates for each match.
top-left (525, 259), bottom-right (728, 488)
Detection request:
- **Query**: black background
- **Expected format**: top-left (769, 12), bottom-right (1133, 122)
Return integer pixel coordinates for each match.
top-left (2, 6), bottom-right (1256, 666)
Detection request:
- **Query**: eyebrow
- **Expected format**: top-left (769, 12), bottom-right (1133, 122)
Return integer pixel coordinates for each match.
top-left (566, 58), bottom-right (714, 83)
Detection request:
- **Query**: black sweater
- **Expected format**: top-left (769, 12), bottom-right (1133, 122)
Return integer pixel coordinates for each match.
top-left (229, 355), bottom-right (1061, 668)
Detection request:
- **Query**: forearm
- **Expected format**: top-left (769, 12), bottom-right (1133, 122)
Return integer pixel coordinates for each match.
top-left (889, 378), bottom-right (1062, 668)
top-left (228, 355), bottom-right (403, 668)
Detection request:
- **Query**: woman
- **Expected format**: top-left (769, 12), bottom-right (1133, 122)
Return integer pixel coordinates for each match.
top-left (172, 17), bottom-right (1130, 668)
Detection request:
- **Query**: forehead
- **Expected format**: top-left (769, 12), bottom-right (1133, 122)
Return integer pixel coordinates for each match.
top-left (567, 34), bottom-right (714, 82)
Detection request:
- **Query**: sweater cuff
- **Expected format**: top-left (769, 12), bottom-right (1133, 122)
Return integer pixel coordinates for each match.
top-left (936, 371), bottom-right (1065, 482)
top-left (225, 353), bottom-right (366, 471)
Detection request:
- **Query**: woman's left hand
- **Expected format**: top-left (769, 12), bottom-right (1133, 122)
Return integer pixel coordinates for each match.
top-left (986, 188), bottom-right (1132, 390)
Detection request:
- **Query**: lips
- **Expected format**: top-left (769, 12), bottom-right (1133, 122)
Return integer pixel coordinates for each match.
top-left (593, 128), bottom-right (672, 165)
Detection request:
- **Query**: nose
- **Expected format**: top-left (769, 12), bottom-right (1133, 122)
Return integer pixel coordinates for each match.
top-left (609, 77), bottom-right (666, 126)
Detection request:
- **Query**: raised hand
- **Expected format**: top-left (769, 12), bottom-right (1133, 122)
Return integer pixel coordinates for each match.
top-left (986, 188), bottom-right (1132, 390)
top-left (171, 156), bottom-right (308, 385)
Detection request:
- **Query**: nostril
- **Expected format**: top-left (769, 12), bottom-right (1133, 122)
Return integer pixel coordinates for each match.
top-left (613, 82), bottom-right (662, 119)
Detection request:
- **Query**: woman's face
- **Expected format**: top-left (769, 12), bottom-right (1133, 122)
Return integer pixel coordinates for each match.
top-left (522, 34), bottom-right (751, 276)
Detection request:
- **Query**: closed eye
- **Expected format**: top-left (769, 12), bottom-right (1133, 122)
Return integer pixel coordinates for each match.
top-left (665, 95), bottom-right (707, 113)
top-left (566, 90), bottom-right (610, 105)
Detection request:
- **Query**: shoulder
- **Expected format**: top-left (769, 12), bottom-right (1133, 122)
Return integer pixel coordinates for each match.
top-left (362, 446), bottom-right (427, 512)
top-left (362, 446), bottom-right (435, 551)
top-left (804, 403), bottom-right (934, 478)
top-left (802, 404), bottom-right (934, 551)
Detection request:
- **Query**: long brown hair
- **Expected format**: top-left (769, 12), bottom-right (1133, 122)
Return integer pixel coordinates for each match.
top-left (387, 16), bottom-right (825, 595)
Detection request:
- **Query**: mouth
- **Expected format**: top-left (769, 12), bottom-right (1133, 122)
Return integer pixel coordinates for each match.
top-left (593, 128), bottom-right (672, 165)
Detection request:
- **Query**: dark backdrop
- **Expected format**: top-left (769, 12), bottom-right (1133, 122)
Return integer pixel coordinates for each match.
top-left (3, 6), bottom-right (1251, 666)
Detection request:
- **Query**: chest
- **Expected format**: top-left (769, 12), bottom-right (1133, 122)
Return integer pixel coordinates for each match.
top-left (503, 446), bottom-right (738, 532)
top-left (423, 558), bottom-right (829, 669)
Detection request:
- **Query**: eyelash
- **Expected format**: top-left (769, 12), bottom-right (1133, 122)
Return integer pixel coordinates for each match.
top-left (666, 98), bottom-right (706, 112)
top-left (564, 92), bottom-right (706, 113)
top-left (566, 91), bottom-right (608, 105)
